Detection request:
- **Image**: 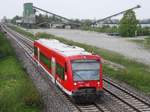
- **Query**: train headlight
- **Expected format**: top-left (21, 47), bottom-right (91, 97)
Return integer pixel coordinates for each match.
top-left (74, 82), bottom-right (77, 86)
top-left (65, 75), bottom-right (67, 80)
top-left (97, 82), bottom-right (100, 85)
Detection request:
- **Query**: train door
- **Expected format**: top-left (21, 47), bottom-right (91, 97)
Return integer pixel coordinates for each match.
top-left (51, 57), bottom-right (56, 83)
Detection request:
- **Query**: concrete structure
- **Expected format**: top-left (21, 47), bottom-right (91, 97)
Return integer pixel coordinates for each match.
top-left (16, 19), bottom-right (23, 25)
top-left (33, 6), bottom-right (80, 29)
top-left (23, 3), bottom-right (35, 24)
top-left (1, 16), bottom-right (7, 23)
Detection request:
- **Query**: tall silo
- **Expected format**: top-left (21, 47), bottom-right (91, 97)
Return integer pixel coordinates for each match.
top-left (23, 3), bottom-right (35, 24)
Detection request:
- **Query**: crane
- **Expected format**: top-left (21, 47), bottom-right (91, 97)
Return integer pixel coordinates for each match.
top-left (32, 4), bottom-right (141, 29)
top-left (92, 5), bottom-right (141, 26)
top-left (32, 6), bottom-right (80, 28)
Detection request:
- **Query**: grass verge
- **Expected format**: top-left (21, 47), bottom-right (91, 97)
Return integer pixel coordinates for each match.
top-left (130, 37), bottom-right (150, 50)
top-left (9, 25), bottom-right (150, 95)
top-left (8, 25), bottom-right (34, 40)
top-left (81, 26), bottom-right (118, 33)
top-left (0, 32), bottom-right (42, 112)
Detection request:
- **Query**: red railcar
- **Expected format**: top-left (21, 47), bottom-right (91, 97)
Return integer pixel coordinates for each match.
top-left (33, 39), bottom-right (103, 102)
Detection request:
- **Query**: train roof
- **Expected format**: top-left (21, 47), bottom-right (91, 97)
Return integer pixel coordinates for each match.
top-left (35, 39), bottom-right (91, 57)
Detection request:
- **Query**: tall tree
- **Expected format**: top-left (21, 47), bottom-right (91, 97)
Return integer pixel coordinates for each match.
top-left (11, 15), bottom-right (22, 24)
top-left (119, 10), bottom-right (138, 37)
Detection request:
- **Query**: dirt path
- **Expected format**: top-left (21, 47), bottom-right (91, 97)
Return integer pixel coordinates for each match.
top-left (29, 29), bottom-right (150, 66)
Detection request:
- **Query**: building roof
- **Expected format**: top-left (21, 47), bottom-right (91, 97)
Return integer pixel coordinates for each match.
top-left (36, 39), bottom-right (91, 56)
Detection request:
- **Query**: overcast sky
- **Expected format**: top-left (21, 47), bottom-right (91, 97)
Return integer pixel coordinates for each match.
top-left (0, 0), bottom-right (149, 20)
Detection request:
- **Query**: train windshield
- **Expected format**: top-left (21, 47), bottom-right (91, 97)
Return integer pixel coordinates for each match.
top-left (72, 60), bottom-right (100, 81)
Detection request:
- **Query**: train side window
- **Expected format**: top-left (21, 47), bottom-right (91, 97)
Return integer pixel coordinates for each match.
top-left (61, 67), bottom-right (65, 80)
top-left (56, 64), bottom-right (60, 75)
top-left (34, 46), bottom-right (38, 56)
top-left (56, 63), bottom-right (65, 80)
top-left (40, 52), bottom-right (51, 69)
top-left (65, 63), bottom-right (67, 72)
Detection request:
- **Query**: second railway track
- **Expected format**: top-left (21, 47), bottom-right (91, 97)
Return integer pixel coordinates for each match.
top-left (103, 78), bottom-right (150, 112)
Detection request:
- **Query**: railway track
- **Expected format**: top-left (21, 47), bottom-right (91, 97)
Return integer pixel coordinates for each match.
top-left (103, 78), bottom-right (150, 112)
top-left (5, 27), bottom-right (33, 51)
top-left (2, 24), bottom-right (150, 112)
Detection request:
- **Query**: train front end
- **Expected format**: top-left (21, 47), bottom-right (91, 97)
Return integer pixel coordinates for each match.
top-left (69, 55), bottom-right (103, 103)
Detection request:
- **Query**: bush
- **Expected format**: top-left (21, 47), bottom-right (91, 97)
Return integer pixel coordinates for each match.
top-left (137, 27), bottom-right (150, 36)
top-left (81, 25), bottom-right (118, 33)
top-left (145, 36), bottom-right (150, 43)
top-left (23, 93), bottom-right (42, 107)
top-left (119, 10), bottom-right (138, 37)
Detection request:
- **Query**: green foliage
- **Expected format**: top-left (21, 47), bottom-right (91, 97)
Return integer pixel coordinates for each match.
top-left (35, 14), bottom-right (63, 28)
top-left (144, 36), bottom-right (150, 48)
top-left (146, 36), bottom-right (150, 42)
top-left (11, 15), bottom-right (22, 24)
top-left (137, 26), bottom-right (150, 36)
top-left (81, 25), bottom-right (118, 33)
top-left (81, 19), bottom-right (93, 27)
top-left (0, 32), bottom-right (42, 112)
top-left (119, 10), bottom-right (138, 37)
top-left (8, 25), bottom-right (34, 40)
top-left (0, 33), bottom-right (14, 58)
top-left (130, 36), bottom-right (150, 50)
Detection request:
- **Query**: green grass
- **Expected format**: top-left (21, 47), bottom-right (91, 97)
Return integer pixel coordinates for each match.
top-left (0, 32), bottom-right (42, 112)
top-left (81, 26), bottom-right (118, 33)
top-left (145, 36), bottom-right (150, 49)
top-left (130, 37), bottom-right (150, 50)
top-left (8, 25), bottom-right (34, 40)
top-left (9, 26), bottom-right (150, 95)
